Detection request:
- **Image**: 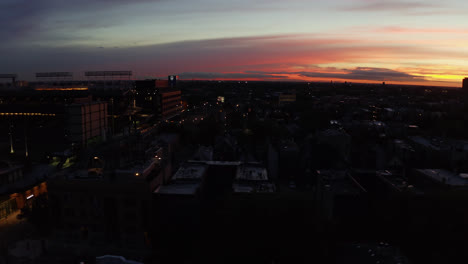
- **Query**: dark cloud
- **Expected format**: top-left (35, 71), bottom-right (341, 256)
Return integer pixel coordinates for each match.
top-left (177, 72), bottom-right (290, 80)
top-left (341, 0), bottom-right (437, 12)
top-left (0, 0), bottom-right (162, 42)
top-left (176, 67), bottom-right (427, 83)
top-left (220, 67), bottom-right (425, 82)
top-left (0, 0), bottom-right (49, 39)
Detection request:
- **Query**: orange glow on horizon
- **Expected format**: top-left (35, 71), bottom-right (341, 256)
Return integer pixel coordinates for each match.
top-left (183, 73), bottom-right (463, 88)
top-left (34, 87), bottom-right (88, 91)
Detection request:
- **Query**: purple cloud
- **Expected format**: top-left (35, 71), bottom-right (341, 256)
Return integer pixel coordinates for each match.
top-left (341, 0), bottom-right (437, 12)
top-left (297, 67), bottom-right (425, 82)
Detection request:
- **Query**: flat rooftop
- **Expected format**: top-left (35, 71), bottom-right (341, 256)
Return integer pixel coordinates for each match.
top-left (155, 160), bottom-right (274, 196)
top-left (377, 170), bottom-right (422, 194)
top-left (154, 183), bottom-right (200, 196)
top-left (233, 182), bottom-right (276, 193)
top-left (416, 169), bottom-right (468, 187)
top-left (236, 165), bottom-right (268, 181)
top-left (173, 164), bottom-right (207, 180)
top-left (318, 170), bottom-right (365, 195)
top-left (96, 255), bottom-right (143, 264)
top-left (409, 136), bottom-right (454, 151)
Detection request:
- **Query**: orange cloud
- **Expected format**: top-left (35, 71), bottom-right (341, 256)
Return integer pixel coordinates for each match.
top-left (377, 26), bottom-right (468, 34)
top-left (4, 34), bottom-right (466, 87)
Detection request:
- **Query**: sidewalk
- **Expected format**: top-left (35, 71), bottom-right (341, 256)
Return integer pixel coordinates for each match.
top-left (0, 210), bottom-right (35, 243)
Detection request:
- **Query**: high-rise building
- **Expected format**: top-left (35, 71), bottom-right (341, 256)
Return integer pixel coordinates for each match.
top-left (463, 78), bottom-right (468, 90)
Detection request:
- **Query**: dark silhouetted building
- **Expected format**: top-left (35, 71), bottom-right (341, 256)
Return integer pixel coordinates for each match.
top-left (48, 168), bottom-right (155, 254)
top-left (135, 77), bottom-right (181, 120)
top-left (464, 77), bottom-right (468, 90)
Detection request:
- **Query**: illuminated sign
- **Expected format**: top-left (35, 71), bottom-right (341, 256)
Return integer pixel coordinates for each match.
top-left (36, 72), bottom-right (73, 78)
top-left (85, 71), bottom-right (132, 77)
top-left (0, 113), bottom-right (56, 116)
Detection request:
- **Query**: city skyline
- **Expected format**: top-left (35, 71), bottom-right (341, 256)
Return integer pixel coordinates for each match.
top-left (1, 0), bottom-right (468, 87)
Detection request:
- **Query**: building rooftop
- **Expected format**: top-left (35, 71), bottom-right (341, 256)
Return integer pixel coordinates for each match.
top-left (233, 182), bottom-right (276, 193)
top-left (154, 182), bottom-right (200, 195)
top-left (336, 243), bottom-right (410, 264)
top-left (0, 164), bottom-right (53, 194)
top-left (409, 136), bottom-right (457, 151)
top-left (156, 160), bottom-right (274, 196)
top-left (319, 129), bottom-right (349, 138)
top-left (416, 169), bottom-right (468, 187)
top-left (236, 165), bottom-right (268, 181)
top-left (173, 164), bottom-right (207, 180)
top-left (96, 255), bottom-right (143, 264)
top-left (0, 164), bottom-right (22, 176)
top-left (65, 169), bottom-right (102, 180)
top-left (377, 170), bottom-right (421, 194)
top-left (318, 170), bottom-right (366, 195)
top-left (394, 139), bottom-right (415, 152)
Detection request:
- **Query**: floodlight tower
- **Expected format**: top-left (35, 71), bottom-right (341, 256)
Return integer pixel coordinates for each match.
top-left (0, 74), bottom-right (18, 86)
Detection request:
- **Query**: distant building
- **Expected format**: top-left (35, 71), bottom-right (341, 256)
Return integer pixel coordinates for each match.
top-left (66, 98), bottom-right (108, 147)
top-left (135, 77), bottom-right (182, 120)
top-left (0, 85), bottom-right (118, 158)
top-left (463, 78), bottom-right (468, 90)
top-left (161, 89), bottom-right (182, 120)
top-left (276, 91), bottom-right (296, 105)
top-left (411, 169), bottom-right (468, 191)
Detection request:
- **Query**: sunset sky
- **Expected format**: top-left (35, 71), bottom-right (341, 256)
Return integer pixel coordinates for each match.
top-left (1, 0), bottom-right (468, 87)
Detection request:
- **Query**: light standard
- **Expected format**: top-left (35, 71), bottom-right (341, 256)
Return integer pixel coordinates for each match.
top-left (9, 123), bottom-right (14, 154)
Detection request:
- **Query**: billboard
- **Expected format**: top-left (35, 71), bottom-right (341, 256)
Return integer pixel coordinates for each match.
top-left (36, 72), bottom-right (73, 78)
top-left (85, 71), bottom-right (132, 77)
top-left (0, 74), bottom-right (17, 79)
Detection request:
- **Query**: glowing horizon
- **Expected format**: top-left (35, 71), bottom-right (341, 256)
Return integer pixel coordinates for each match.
top-left (1, 0), bottom-right (467, 87)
